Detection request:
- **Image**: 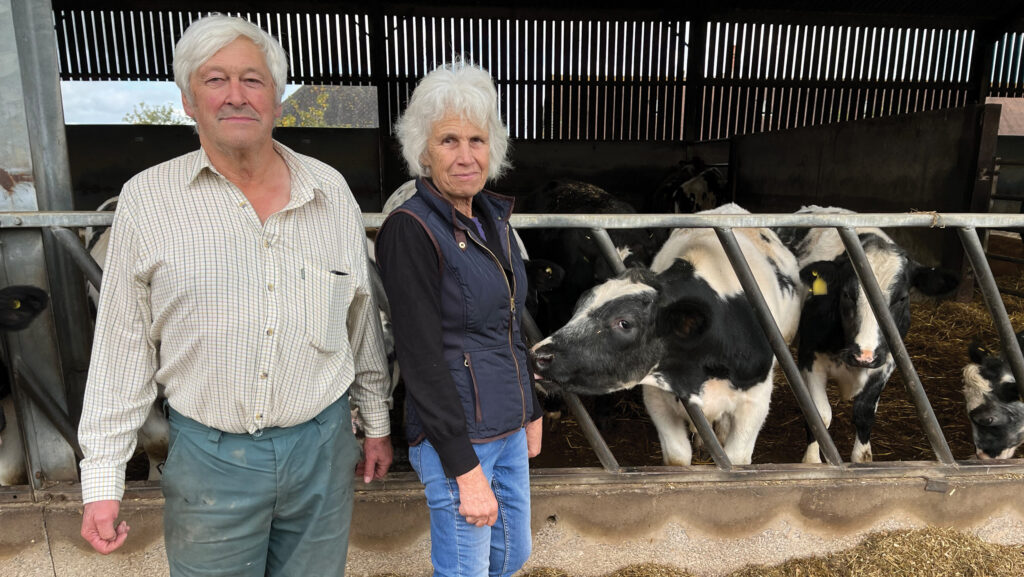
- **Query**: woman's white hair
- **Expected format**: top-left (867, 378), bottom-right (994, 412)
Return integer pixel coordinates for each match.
top-left (395, 59), bottom-right (510, 181)
top-left (173, 14), bottom-right (289, 106)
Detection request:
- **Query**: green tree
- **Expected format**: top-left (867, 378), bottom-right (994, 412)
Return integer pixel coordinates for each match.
top-left (278, 86), bottom-right (332, 127)
top-left (123, 102), bottom-right (192, 125)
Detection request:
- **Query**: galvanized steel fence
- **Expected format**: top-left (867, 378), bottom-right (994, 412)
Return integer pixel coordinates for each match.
top-left (5, 209), bottom-right (1024, 474)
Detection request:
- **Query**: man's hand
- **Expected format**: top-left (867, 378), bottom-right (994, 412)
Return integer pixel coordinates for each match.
top-left (357, 435), bottom-right (393, 483)
top-left (455, 465), bottom-right (497, 527)
top-left (81, 500), bottom-right (129, 554)
top-left (526, 417), bottom-right (543, 458)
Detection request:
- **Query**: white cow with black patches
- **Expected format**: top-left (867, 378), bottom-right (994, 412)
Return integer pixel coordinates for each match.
top-left (775, 206), bottom-right (959, 463)
top-left (531, 204), bottom-right (802, 466)
top-left (962, 334), bottom-right (1024, 459)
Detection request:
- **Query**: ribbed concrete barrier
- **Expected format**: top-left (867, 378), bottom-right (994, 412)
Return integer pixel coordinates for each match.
top-left (3, 463), bottom-right (1024, 577)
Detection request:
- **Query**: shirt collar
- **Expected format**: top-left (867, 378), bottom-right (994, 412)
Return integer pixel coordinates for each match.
top-left (187, 140), bottom-right (329, 208)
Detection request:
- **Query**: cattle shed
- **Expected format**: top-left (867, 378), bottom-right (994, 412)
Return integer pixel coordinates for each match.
top-left (5, 0), bottom-right (1024, 575)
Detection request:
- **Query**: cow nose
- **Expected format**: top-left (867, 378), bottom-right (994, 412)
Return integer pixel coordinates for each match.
top-left (855, 348), bottom-right (874, 364)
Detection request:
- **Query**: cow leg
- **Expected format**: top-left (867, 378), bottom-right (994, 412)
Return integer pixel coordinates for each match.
top-left (722, 378), bottom-right (773, 465)
top-left (850, 364), bottom-right (891, 463)
top-left (642, 386), bottom-right (693, 466)
top-left (802, 360), bottom-right (832, 464)
top-left (138, 401), bottom-right (170, 480)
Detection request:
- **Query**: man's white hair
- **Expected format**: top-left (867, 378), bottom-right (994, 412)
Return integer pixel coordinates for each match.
top-left (394, 59), bottom-right (510, 181)
top-left (173, 14), bottom-right (289, 106)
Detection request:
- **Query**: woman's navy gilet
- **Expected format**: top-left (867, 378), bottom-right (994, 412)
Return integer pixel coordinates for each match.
top-left (392, 178), bottom-right (532, 444)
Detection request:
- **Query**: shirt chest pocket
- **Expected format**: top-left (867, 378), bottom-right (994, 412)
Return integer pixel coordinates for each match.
top-left (304, 268), bottom-right (355, 353)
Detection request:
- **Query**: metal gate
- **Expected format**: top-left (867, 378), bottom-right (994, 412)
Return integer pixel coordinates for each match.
top-left (4, 208), bottom-right (1024, 504)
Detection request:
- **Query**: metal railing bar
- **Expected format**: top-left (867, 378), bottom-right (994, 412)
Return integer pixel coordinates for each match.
top-left (681, 400), bottom-right (733, 471)
top-left (519, 308), bottom-right (622, 473)
top-left (589, 228), bottom-right (627, 275)
top-left (563, 393), bottom-right (623, 473)
top-left (50, 226), bottom-right (103, 293)
top-left (12, 357), bottom-right (84, 462)
top-left (6, 211), bottom-right (1024, 230)
top-left (714, 227), bottom-right (845, 467)
top-left (958, 227), bottom-right (1024, 398)
top-left (996, 286), bottom-right (1024, 299)
top-left (985, 252), bottom-right (1024, 265)
top-left (836, 227), bottom-right (955, 465)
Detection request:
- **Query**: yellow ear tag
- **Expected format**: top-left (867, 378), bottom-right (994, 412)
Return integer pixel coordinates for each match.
top-left (11, 299), bottom-right (21, 310)
top-left (810, 272), bottom-right (828, 296)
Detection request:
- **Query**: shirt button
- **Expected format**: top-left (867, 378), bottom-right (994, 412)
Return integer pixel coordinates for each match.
top-left (239, 201), bottom-right (247, 208)
top-left (264, 240), bottom-right (271, 248)
top-left (259, 371), bottom-right (268, 379)
top-left (267, 283), bottom-right (275, 292)
top-left (265, 328), bottom-right (274, 336)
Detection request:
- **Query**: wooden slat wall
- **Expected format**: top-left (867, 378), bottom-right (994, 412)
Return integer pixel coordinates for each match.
top-left (52, 9), bottom-right (1021, 140)
top-left (991, 32), bottom-right (1024, 97)
top-left (697, 23), bottom-right (976, 140)
top-left (54, 9), bottom-right (373, 84)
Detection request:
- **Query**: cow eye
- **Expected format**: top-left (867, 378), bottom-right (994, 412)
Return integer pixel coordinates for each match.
top-left (615, 319), bottom-right (631, 330)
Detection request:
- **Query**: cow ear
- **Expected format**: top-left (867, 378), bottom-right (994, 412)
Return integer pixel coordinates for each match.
top-left (968, 338), bottom-right (992, 364)
top-left (799, 261), bottom-right (837, 296)
top-left (0, 285), bottom-right (49, 331)
top-left (909, 262), bottom-right (959, 296)
top-left (656, 298), bottom-right (711, 342)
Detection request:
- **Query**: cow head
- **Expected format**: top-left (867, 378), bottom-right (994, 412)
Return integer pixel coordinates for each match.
top-left (799, 235), bottom-right (958, 369)
top-left (530, 267), bottom-right (663, 395)
top-left (530, 258), bottom-right (773, 401)
top-left (962, 334), bottom-right (1024, 459)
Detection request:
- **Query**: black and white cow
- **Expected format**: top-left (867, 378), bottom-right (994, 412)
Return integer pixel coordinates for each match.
top-left (775, 205), bottom-right (960, 463)
top-left (81, 197), bottom-right (170, 480)
top-left (531, 204), bottom-right (803, 465)
top-left (0, 285), bottom-right (49, 486)
top-left (517, 179), bottom-right (665, 336)
top-left (962, 334), bottom-right (1024, 459)
top-left (650, 157), bottom-right (728, 215)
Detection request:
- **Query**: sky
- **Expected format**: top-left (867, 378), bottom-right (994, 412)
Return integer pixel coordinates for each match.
top-left (59, 81), bottom-right (299, 124)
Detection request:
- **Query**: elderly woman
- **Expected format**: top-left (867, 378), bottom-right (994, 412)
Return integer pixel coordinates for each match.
top-left (375, 61), bottom-right (543, 577)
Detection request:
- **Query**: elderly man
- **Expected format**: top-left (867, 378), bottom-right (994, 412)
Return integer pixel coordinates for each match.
top-left (77, 14), bottom-right (392, 576)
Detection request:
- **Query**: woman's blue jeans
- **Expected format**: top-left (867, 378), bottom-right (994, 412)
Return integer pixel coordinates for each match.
top-left (410, 428), bottom-right (532, 577)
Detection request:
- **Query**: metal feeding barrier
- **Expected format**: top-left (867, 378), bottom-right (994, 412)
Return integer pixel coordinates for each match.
top-left (4, 209), bottom-right (1024, 480)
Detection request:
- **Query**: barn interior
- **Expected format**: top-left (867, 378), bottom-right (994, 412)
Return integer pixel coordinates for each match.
top-left (6, 0), bottom-right (1024, 573)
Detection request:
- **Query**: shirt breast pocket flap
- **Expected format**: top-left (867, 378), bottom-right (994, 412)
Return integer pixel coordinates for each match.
top-left (305, 268), bottom-right (355, 353)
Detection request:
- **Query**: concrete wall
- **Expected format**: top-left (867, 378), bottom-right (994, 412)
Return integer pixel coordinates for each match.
top-left (3, 469), bottom-right (1024, 577)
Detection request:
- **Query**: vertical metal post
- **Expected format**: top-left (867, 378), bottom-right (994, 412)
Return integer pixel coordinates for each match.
top-left (837, 227), bottom-right (956, 465)
top-left (1, 0), bottom-right (80, 487)
top-left (13, 0), bottom-right (92, 422)
top-left (958, 227), bottom-right (1024, 397)
top-left (715, 227), bottom-right (844, 466)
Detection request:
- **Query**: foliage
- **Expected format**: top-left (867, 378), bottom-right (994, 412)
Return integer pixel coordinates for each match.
top-left (277, 85), bottom-right (377, 128)
top-left (122, 102), bottom-right (192, 125)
